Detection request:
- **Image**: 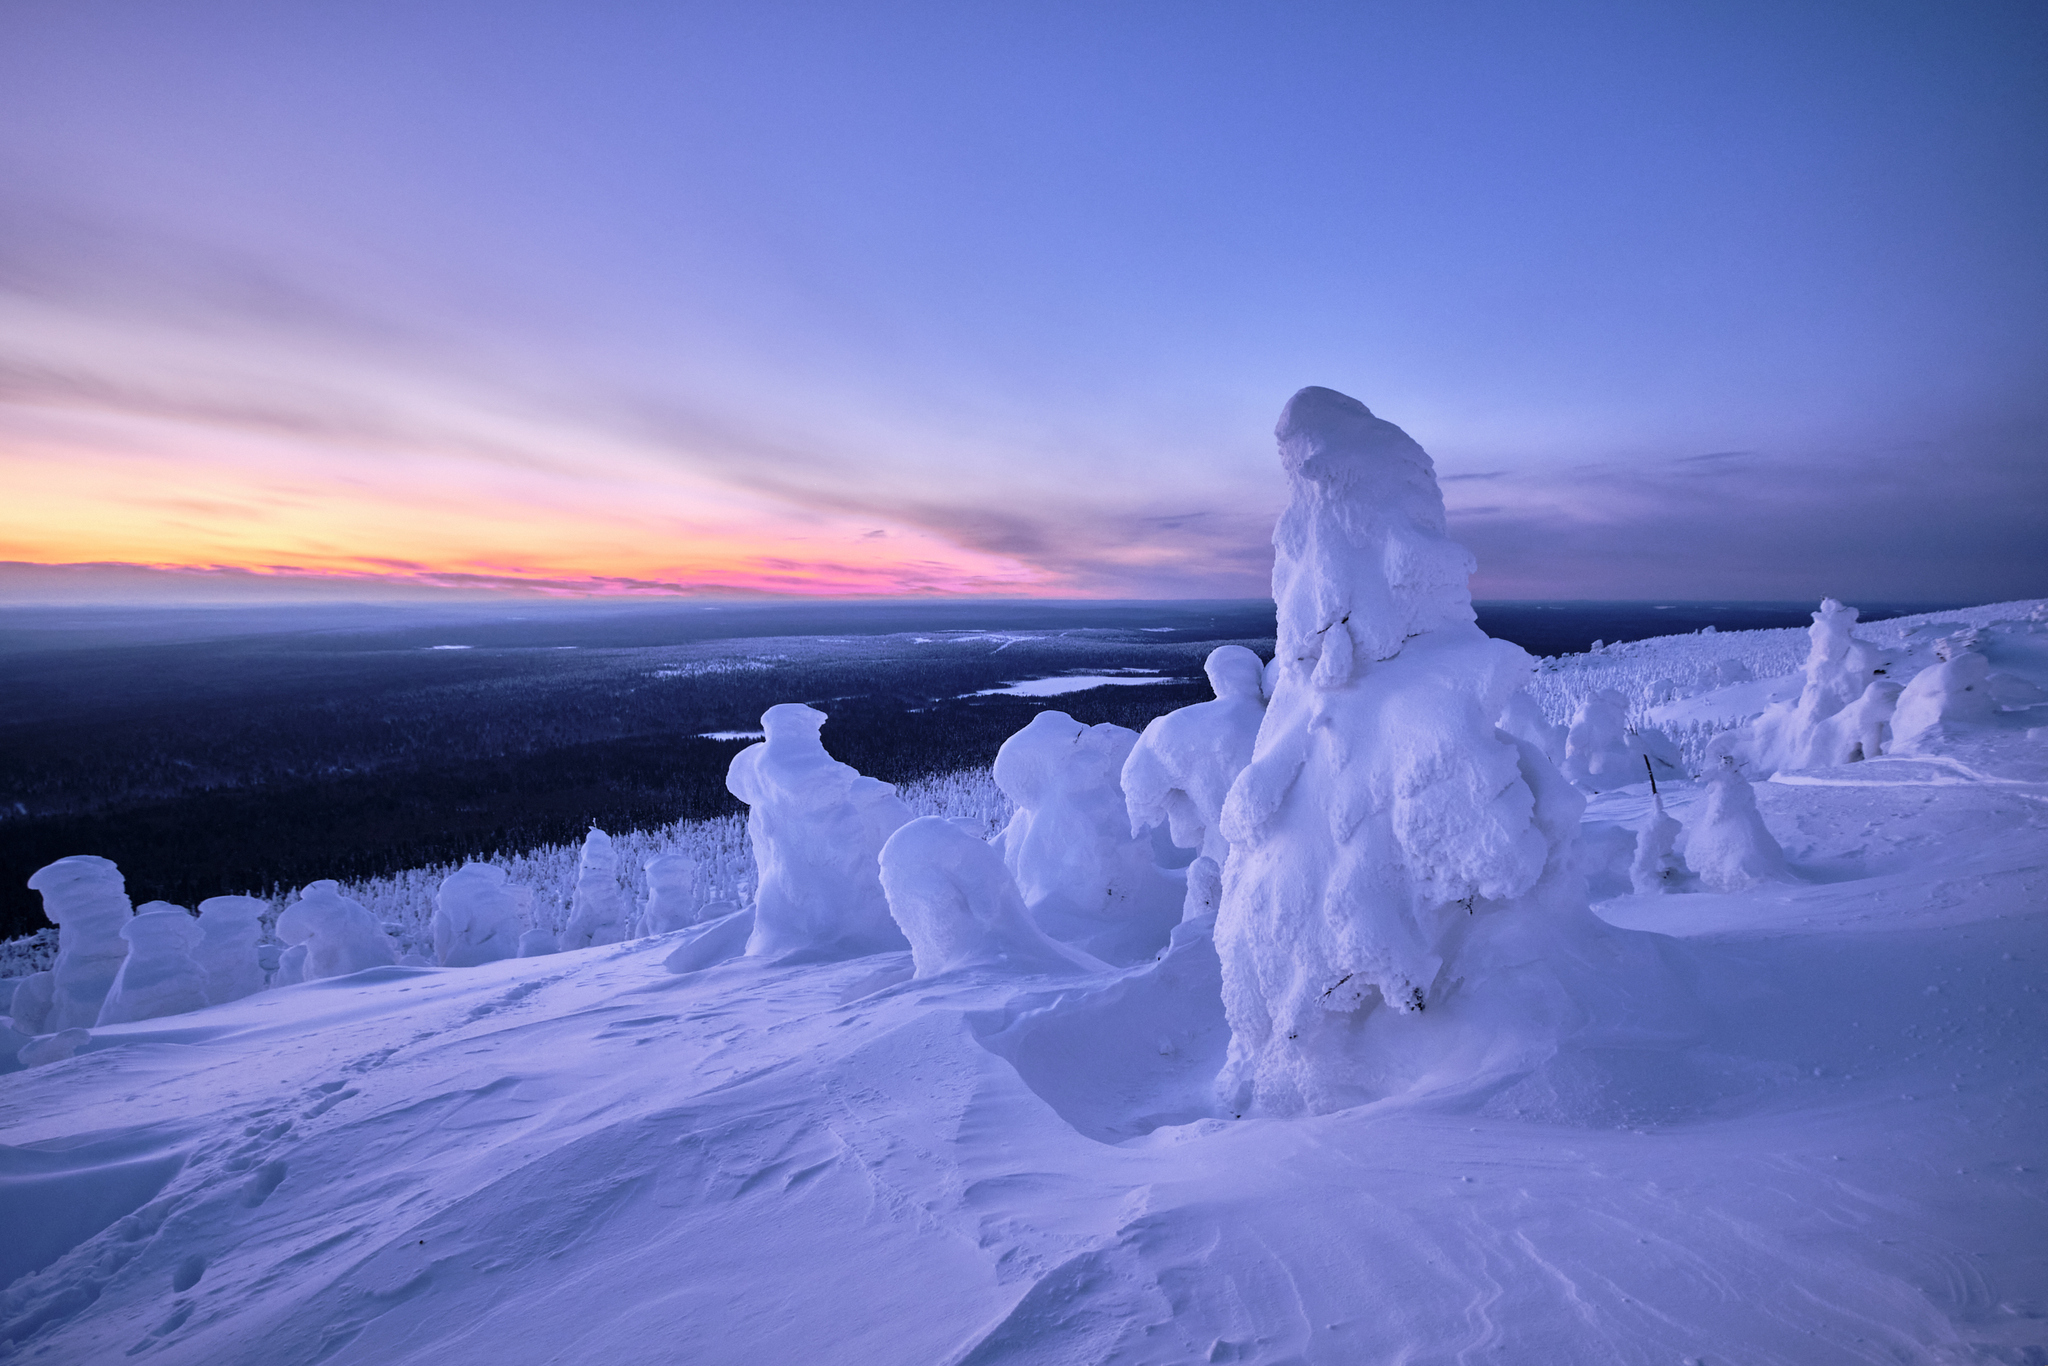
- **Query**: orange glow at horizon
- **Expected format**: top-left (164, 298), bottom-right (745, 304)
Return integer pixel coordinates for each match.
top-left (0, 400), bottom-right (1063, 598)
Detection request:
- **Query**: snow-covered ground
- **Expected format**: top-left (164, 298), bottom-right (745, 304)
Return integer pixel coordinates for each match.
top-left (4, 614), bottom-right (2042, 1364)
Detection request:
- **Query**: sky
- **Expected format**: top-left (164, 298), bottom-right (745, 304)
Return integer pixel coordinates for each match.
top-left (0, 1), bottom-right (2043, 603)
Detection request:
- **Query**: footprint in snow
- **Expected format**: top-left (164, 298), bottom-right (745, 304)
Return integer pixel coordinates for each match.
top-left (241, 1160), bottom-right (287, 1208)
top-left (303, 1086), bottom-right (359, 1118)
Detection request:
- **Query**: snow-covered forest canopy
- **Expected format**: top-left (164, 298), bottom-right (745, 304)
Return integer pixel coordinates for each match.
top-left (3, 389), bottom-right (2044, 1364)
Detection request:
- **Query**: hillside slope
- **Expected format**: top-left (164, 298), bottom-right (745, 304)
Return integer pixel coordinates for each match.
top-left (3, 615), bottom-right (2045, 1365)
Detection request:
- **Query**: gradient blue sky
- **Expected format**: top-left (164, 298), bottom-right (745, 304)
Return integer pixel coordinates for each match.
top-left (1, 1), bottom-right (2043, 600)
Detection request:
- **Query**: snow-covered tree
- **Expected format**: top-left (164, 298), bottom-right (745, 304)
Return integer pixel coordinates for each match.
top-left (727, 703), bottom-right (911, 959)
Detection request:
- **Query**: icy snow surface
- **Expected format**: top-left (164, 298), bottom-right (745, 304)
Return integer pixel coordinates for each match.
top-left (973, 674), bottom-right (1187, 698)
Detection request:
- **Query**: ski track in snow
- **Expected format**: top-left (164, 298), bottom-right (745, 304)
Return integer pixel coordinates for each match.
top-left (4, 622), bottom-right (2048, 1364)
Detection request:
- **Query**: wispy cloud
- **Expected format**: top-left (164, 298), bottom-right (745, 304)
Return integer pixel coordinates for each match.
top-left (2, 200), bottom-right (2040, 605)
top-left (0, 206), bottom-right (1287, 599)
top-left (1450, 424), bottom-right (2048, 600)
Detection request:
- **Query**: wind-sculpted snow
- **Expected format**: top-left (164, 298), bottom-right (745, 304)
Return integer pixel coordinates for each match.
top-left (1562, 688), bottom-right (1680, 792)
top-left (0, 587), bottom-right (2044, 1360)
top-left (6, 387), bottom-right (2048, 1361)
top-left (1120, 644), bottom-right (1266, 869)
top-left (95, 904), bottom-right (209, 1026)
top-left (559, 829), bottom-right (629, 951)
top-left (1498, 689), bottom-right (1566, 770)
top-left (1892, 644), bottom-right (1995, 753)
top-left (1685, 761), bottom-right (1793, 892)
top-left (727, 703), bottom-right (912, 960)
top-left (1629, 792), bottom-right (1687, 894)
top-left (194, 897), bottom-right (267, 1006)
top-left (994, 711), bottom-right (1183, 965)
top-left (1267, 385), bottom-right (1478, 668)
top-left (637, 851), bottom-right (700, 935)
top-left (3, 713), bottom-right (2041, 1363)
top-left (23, 856), bottom-right (132, 1033)
top-left (879, 817), bottom-right (1103, 978)
top-left (430, 864), bottom-right (529, 968)
top-left (1713, 599), bottom-right (1899, 774)
top-left (274, 882), bottom-right (399, 981)
top-left (1213, 387), bottom-right (1686, 1117)
top-left (0, 768), bottom-right (1005, 984)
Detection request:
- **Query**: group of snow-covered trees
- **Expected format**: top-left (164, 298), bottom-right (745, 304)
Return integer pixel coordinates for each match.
top-left (7, 387), bottom-right (2027, 1111)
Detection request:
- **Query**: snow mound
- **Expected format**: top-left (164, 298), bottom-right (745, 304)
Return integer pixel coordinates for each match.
top-left (22, 856), bottom-right (132, 1034)
top-left (431, 864), bottom-right (530, 967)
top-left (194, 896), bottom-right (268, 1005)
top-left (1686, 761), bottom-right (1793, 892)
top-left (1121, 644), bottom-right (1267, 870)
top-left (727, 703), bottom-right (911, 960)
top-left (1892, 645), bottom-right (1995, 753)
top-left (1629, 793), bottom-right (1687, 894)
top-left (879, 817), bottom-right (1102, 978)
top-left (1714, 599), bottom-right (1899, 774)
top-left (275, 881), bottom-right (400, 980)
top-left (994, 710), bottom-right (1182, 965)
top-left (1563, 688), bottom-right (1679, 792)
top-left (638, 852), bottom-right (700, 935)
top-left (559, 829), bottom-right (629, 951)
top-left (95, 903), bottom-right (209, 1026)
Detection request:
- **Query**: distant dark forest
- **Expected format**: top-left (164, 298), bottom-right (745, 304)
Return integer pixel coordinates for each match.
top-left (0, 601), bottom-right (1265, 938)
top-left (0, 597), bottom-right (1954, 940)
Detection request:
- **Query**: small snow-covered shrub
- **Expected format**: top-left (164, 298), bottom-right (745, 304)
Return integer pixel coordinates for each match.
top-left (0, 929), bottom-right (57, 980)
top-left (1525, 599), bottom-right (2046, 776)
